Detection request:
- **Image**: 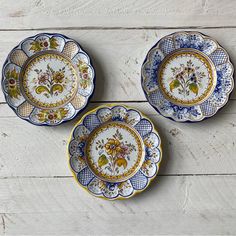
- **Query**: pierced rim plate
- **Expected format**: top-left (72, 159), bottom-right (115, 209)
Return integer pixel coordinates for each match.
top-left (1, 33), bottom-right (95, 126)
top-left (68, 104), bottom-right (162, 200)
top-left (141, 31), bottom-right (234, 122)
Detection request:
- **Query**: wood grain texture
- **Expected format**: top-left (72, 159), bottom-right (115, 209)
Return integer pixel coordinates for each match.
top-left (1, 0), bottom-right (236, 29)
top-left (0, 176), bottom-right (236, 235)
top-left (0, 28), bottom-right (235, 103)
top-left (0, 101), bottom-right (236, 178)
top-left (1, 1), bottom-right (236, 235)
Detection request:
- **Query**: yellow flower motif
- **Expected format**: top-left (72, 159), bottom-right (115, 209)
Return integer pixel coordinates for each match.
top-left (144, 139), bottom-right (154, 148)
top-left (105, 138), bottom-right (122, 156)
top-left (77, 60), bottom-right (90, 89)
top-left (114, 157), bottom-right (127, 169)
top-left (53, 71), bottom-right (65, 83)
top-left (29, 38), bottom-right (59, 52)
top-left (6, 68), bottom-right (21, 99)
top-left (37, 108), bottom-right (68, 123)
top-left (77, 60), bottom-right (88, 73)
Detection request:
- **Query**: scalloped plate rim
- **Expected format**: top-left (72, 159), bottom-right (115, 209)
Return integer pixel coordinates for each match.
top-left (1, 32), bottom-right (96, 126)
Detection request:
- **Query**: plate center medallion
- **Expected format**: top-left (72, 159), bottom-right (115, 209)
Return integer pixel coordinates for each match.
top-left (86, 122), bottom-right (145, 182)
top-left (158, 49), bottom-right (217, 106)
top-left (21, 51), bottom-right (78, 109)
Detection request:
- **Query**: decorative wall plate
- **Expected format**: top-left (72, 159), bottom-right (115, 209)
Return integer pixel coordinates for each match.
top-left (68, 105), bottom-right (162, 200)
top-left (141, 31), bottom-right (234, 122)
top-left (1, 33), bottom-right (95, 125)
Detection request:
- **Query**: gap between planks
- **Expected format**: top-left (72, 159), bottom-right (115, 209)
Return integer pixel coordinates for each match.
top-left (0, 99), bottom-right (236, 104)
top-left (1, 173), bottom-right (236, 179)
top-left (2, 26), bottom-right (236, 31)
top-left (0, 101), bottom-right (148, 105)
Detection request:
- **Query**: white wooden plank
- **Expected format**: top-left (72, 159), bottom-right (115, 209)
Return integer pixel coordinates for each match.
top-left (0, 2), bottom-right (235, 236)
top-left (0, 176), bottom-right (236, 235)
top-left (0, 28), bottom-right (235, 103)
top-left (1, 0), bottom-right (236, 29)
top-left (0, 101), bottom-right (236, 177)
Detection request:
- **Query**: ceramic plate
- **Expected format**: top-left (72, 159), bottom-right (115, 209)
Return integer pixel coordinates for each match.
top-left (141, 31), bottom-right (234, 122)
top-left (2, 33), bottom-right (95, 125)
top-left (68, 105), bottom-right (162, 200)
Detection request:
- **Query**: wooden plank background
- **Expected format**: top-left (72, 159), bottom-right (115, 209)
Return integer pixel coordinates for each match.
top-left (0, 1), bottom-right (236, 235)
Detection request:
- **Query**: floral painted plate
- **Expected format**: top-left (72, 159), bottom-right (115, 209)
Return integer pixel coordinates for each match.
top-left (141, 31), bottom-right (234, 122)
top-left (68, 105), bottom-right (162, 200)
top-left (1, 33), bottom-right (95, 125)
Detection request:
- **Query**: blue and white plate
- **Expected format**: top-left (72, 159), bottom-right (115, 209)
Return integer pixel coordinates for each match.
top-left (141, 31), bottom-right (234, 122)
top-left (68, 105), bottom-right (162, 200)
top-left (1, 33), bottom-right (95, 125)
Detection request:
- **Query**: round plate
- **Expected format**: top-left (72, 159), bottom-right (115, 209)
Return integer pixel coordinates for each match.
top-left (68, 105), bottom-right (162, 200)
top-left (1, 33), bottom-right (95, 125)
top-left (141, 31), bottom-right (234, 122)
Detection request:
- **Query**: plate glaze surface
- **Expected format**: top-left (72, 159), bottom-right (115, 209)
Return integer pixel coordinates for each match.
top-left (142, 31), bottom-right (234, 122)
top-left (68, 105), bottom-right (162, 200)
top-left (2, 33), bottom-right (95, 125)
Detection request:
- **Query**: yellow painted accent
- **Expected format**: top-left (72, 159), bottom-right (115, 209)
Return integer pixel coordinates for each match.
top-left (67, 104), bottom-right (163, 200)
